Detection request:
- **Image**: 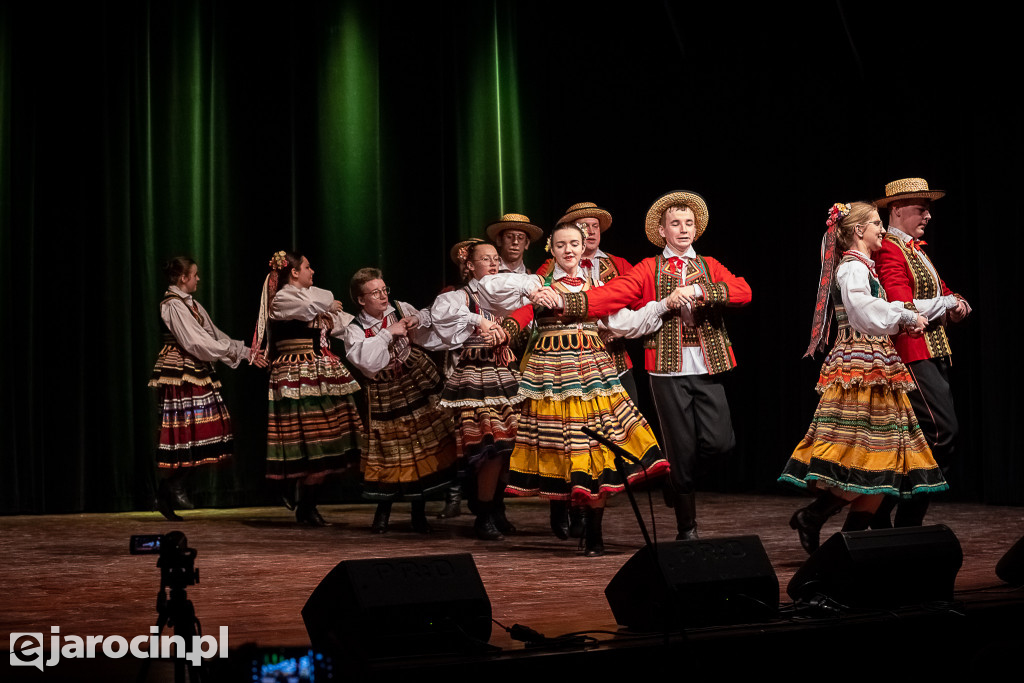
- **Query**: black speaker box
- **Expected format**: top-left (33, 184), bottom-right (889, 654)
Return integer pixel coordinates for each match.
top-left (787, 524), bottom-right (962, 607)
top-left (605, 536), bottom-right (779, 631)
top-left (302, 553), bottom-right (491, 660)
top-left (996, 534), bottom-right (1024, 585)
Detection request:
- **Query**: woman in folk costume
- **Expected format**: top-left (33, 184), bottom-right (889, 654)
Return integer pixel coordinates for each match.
top-left (426, 241), bottom-right (524, 540)
top-left (342, 267), bottom-right (458, 534)
top-left (476, 222), bottom-right (670, 557)
top-left (780, 202), bottom-right (956, 553)
top-left (150, 257), bottom-right (266, 521)
top-left (251, 251), bottom-right (363, 526)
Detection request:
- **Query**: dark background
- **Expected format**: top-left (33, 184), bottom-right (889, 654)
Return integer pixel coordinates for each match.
top-left (2, 1), bottom-right (1019, 514)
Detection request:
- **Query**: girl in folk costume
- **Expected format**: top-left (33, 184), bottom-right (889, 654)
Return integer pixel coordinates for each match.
top-left (426, 241), bottom-right (524, 540)
top-left (251, 251), bottom-right (363, 526)
top-left (780, 202), bottom-right (957, 553)
top-left (342, 268), bottom-right (458, 534)
top-left (149, 257), bottom-right (266, 521)
top-left (477, 223), bottom-right (671, 557)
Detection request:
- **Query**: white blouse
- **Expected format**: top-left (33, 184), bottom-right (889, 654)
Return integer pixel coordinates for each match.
top-left (161, 285), bottom-right (249, 368)
top-left (475, 270), bottom-right (669, 339)
top-left (341, 302), bottom-right (432, 378)
top-left (270, 283), bottom-right (354, 333)
top-left (836, 252), bottom-right (956, 336)
top-left (423, 280), bottom-right (490, 351)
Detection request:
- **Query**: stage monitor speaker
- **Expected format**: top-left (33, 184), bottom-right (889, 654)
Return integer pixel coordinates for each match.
top-left (605, 535), bottom-right (779, 631)
top-left (996, 534), bottom-right (1024, 585)
top-left (787, 524), bottom-right (962, 607)
top-left (302, 553), bottom-right (491, 660)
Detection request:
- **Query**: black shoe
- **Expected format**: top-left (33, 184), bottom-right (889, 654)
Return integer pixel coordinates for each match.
top-left (492, 484), bottom-right (516, 534)
top-left (156, 481), bottom-right (183, 522)
top-left (436, 484), bottom-right (463, 519)
top-left (568, 506), bottom-right (585, 539)
top-left (296, 504), bottom-right (329, 526)
top-left (167, 475), bottom-right (195, 510)
top-left (790, 493), bottom-right (848, 554)
top-left (583, 507), bottom-right (605, 557)
top-left (673, 493), bottom-right (698, 540)
top-left (371, 502), bottom-right (392, 534)
top-left (549, 500), bottom-right (570, 540)
top-left (411, 501), bottom-right (432, 534)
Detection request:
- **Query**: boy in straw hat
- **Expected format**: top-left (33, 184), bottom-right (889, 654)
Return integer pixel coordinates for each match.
top-left (872, 177), bottom-right (970, 528)
top-left (486, 213), bottom-right (544, 275)
top-left (532, 191), bottom-right (751, 540)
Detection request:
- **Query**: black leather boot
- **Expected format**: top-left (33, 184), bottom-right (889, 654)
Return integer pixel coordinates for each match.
top-left (156, 479), bottom-right (183, 522)
top-left (894, 497), bottom-right (930, 527)
top-left (436, 483), bottom-right (463, 519)
top-left (674, 493), bottom-right (699, 541)
top-left (492, 482), bottom-right (516, 534)
top-left (474, 501), bottom-right (504, 541)
top-left (549, 500), bottom-right (570, 540)
top-left (842, 510), bottom-right (875, 532)
top-left (790, 493), bottom-right (848, 553)
top-left (371, 501), bottom-right (392, 533)
top-left (167, 469), bottom-right (194, 510)
top-left (295, 484), bottom-right (328, 526)
top-left (411, 500), bottom-right (432, 534)
top-left (583, 507), bottom-right (605, 557)
top-left (869, 496), bottom-right (897, 529)
top-left (568, 506), bottom-right (585, 539)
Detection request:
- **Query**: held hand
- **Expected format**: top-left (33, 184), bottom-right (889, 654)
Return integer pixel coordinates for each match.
top-left (905, 314), bottom-right (928, 338)
top-left (949, 299), bottom-right (970, 322)
top-left (329, 300), bottom-right (345, 314)
top-left (529, 286), bottom-right (561, 309)
top-left (387, 318), bottom-right (409, 338)
top-left (405, 313), bottom-right (421, 330)
top-left (666, 285), bottom-right (697, 309)
top-left (476, 318), bottom-right (498, 335)
top-left (251, 354), bottom-right (269, 368)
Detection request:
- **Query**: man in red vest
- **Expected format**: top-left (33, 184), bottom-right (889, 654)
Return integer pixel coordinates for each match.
top-left (873, 178), bottom-right (970, 527)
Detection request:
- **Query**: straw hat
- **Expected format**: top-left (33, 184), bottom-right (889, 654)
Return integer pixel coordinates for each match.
top-left (557, 201), bottom-right (613, 232)
top-left (485, 213), bottom-right (544, 243)
top-left (449, 237), bottom-right (485, 265)
top-left (874, 178), bottom-right (945, 207)
top-left (644, 191), bottom-right (709, 247)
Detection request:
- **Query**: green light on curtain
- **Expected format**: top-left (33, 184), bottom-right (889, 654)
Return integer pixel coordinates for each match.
top-left (318, 1), bottom-right (380, 269)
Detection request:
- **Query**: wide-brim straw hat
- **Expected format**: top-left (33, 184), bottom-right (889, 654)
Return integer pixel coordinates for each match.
top-left (644, 191), bottom-right (709, 247)
top-left (874, 177), bottom-right (945, 207)
top-left (557, 201), bottom-right (613, 232)
top-left (449, 237), bottom-right (485, 265)
top-left (485, 213), bottom-right (544, 243)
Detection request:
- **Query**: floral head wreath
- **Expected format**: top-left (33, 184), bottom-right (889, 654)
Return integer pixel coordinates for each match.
top-left (805, 202), bottom-right (851, 357)
top-left (544, 222), bottom-right (588, 253)
top-left (268, 250), bottom-right (289, 271)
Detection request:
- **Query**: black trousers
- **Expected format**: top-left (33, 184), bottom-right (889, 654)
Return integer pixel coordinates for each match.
top-left (649, 374), bottom-right (735, 494)
top-left (618, 368), bottom-right (639, 407)
top-left (906, 357), bottom-right (958, 470)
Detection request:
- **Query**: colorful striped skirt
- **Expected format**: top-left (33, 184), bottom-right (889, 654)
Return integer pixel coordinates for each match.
top-left (508, 326), bottom-right (669, 502)
top-left (149, 343), bottom-right (233, 468)
top-left (779, 335), bottom-right (947, 498)
top-left (439, 345), bottom-right (523, 467)
top-left (267, 342), bottom-right (363, 480)
top-left (360, 348), bottom-right (458, 500)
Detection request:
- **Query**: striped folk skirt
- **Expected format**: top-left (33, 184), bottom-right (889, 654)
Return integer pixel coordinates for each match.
top-left (267, 344), bottom-right (363, 480)
top-left (360, 348), bottom-right (458, 500)
top-left (149, 343), bottom-right (233, 468)
top-left (779, 333), bottom-right (948, 498)
top-left (439, 345), bottom-right (523, 468)
top-left (508, 326), bottom-right (669, 503)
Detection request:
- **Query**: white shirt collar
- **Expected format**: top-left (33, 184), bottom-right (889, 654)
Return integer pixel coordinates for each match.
top-left (886, 226), bottom-right (913, 243)
top-left (583, 248), bottom-right (607, 261)
top-left (552, 263), bottom-right (583, 280)
top-left (168, 285), bottom-right (193, 301)
top-left (847, 249), bottom-right (876, 265)
top-left (500, 259), bottom-right (527, 274)
top-left (357, 304), bottom-right (396, 329)
top-left (663, 245), bottom-right (697, 259)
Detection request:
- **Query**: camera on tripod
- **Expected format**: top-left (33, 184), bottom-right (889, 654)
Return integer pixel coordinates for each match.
top-left (130, 531), bottom-right (199, 589)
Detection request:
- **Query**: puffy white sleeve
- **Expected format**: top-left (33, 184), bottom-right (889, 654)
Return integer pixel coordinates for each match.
top-left (837, 261), bottom-right (917, 335)
top-left (270, 285), bottom-right (335, 322)
top-left (328, 309), bottom-right (356, 337)
top-left (913, 294), bottom-right (960, 321)
top-left (474, 273), bottom-right (543, 315)
top-left (602, 299), bottom-right (670, 339)
top-left (395, 301), bottom-right (446, 350)
top-left (421, 290), bottom-right (485, 350)
top-left (341, 322), bottom-right (393, 378)
top-left (162, 300), bottom-right (249, 368)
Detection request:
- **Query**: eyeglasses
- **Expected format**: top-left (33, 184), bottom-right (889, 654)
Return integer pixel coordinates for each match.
top-left (473, 256), bottom-right (501, 264)
top-left (858, 220), bottom-right (883, 228)
top-left (363, 286), bottom-right (390, 300)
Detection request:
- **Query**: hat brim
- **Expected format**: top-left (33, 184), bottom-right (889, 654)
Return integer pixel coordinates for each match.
top-left (557, 207), bottom-right (612, 232)
top-left (485, 221), bottom-right (544, 243)
top-left (874, 190), bottom-right (945, 208)
top-left (449, 238), bottom-right (485, 265)
top-left (644, 191), bottom-right (709, 247)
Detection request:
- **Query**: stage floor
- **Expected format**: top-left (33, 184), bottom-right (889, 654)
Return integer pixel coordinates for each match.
top-left (3, 493), bottom-right (1023, 679)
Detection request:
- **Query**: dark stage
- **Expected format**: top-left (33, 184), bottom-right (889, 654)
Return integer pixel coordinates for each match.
top-left (4, 492), bottom-right (1023, 680)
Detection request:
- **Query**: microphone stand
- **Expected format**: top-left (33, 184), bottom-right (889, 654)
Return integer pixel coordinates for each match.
top-left (581, 426), bottom-right (653, 549)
